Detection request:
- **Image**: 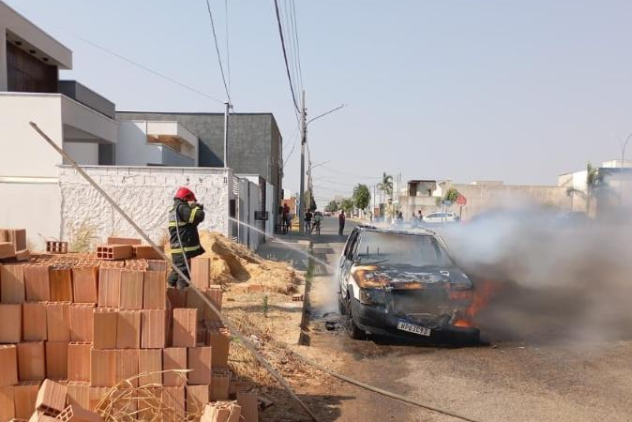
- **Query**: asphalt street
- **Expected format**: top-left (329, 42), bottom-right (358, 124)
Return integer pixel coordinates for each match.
top-left (303, 217), bottom-right (632, 422)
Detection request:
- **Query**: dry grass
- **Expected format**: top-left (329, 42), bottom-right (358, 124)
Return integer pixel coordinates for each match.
top-left (69, 222), bottom-right (96, 253)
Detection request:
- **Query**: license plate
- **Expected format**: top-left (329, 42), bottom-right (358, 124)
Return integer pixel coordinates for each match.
top-left (397, 321), bottom-right (431, 337)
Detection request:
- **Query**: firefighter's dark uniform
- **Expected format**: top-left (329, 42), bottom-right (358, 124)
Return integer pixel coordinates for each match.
top-left (168, 198), bottom-right (205, 289)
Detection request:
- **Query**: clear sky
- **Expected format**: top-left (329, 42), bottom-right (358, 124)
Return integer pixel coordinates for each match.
top-left (8, 0), bottom-right (632, 205)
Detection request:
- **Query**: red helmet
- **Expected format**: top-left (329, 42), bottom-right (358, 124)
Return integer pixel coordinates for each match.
top-left (175, 187), bottom-right (196, 201)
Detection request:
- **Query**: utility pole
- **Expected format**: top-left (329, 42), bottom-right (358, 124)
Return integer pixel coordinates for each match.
top-left (223, 101), bottom-right (231, 167)
top-left (299, 90), bottom-right (307, 233)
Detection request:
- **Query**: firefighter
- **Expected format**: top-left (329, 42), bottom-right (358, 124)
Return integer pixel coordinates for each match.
top-left (168, 187), bottom-right (205, 289)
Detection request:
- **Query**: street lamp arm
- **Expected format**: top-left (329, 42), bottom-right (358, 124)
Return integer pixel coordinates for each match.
top-left (307, 103), bottom-right (349, 125)
top-left (621, 131), bottom-right (632, 167)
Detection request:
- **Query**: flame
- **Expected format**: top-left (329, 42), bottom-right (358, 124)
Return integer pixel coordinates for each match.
top-left (454, 280), bottom-right (502, 328)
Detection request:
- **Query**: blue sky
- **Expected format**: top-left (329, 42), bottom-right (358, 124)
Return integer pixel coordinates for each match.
top-left (8, 0), bottom-right (632, 204)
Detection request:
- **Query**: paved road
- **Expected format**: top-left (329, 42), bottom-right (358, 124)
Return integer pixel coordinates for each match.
top-left (305, 217), bottom-right (632, 422)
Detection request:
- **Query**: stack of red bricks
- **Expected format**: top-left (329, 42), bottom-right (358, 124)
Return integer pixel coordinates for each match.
top-left (0, 235), bottom-right (250, 421)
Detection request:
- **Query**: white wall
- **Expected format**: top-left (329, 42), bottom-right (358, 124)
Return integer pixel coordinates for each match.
top-left (117, 121), bottom-right (161, 165)
top-left (0, 178), bottom-right (61, 250)
top-left (0, 94), bottom-right (63, 177)
top-left (63, 142), bottom-right (98, 165)
top-left (59, 166), bottom-right (232, 247)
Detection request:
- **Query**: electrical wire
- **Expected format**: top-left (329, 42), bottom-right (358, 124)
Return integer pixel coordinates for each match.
top-left (224, 0), bottom-right (232, 95)
top-left (289, 0), bottom-right (304, 92)
top-left (316, 165), bottom-right (382, 180)
top-left (273, 0), bottom-right (301, 114)
top-left (55, 28), bottom-right (225, 105)
top-left (204, 0), bottom-right (232, 104)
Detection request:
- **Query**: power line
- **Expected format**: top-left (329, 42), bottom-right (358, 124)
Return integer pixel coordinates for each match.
top-left (57, 28), bottom-right (226, 105)
top-left (273, 0), bottom-right (301, 114)
top-left (224, 0), bottom-right (232, 94)
top-left (316, 165), bottom-right (382, 180)
top-left (289, 0), bottom-right (304, 92)
top-left (204, 0), bottom-right (232, 103)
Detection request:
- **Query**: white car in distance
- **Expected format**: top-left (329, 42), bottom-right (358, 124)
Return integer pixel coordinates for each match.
top-left (423, 212), bottom-right (459, 224)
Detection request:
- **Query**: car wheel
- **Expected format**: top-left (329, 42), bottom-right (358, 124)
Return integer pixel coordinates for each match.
top-left (345, 298), bottom-right (366, 340)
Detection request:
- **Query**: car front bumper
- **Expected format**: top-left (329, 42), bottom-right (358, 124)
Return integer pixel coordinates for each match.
top-left (350, 297), bottom-right (479, 342)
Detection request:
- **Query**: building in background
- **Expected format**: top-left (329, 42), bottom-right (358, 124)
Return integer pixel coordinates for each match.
top-left (117, 111), bottom-right (283, 218)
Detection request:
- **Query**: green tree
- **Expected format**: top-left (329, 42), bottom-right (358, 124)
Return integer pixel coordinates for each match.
top-left (325, 200), bottom-right (339, 213)
top-left (377, 172), bottom-right (393, 201)
top-left (585, 162), bottom-right (601, 214)
top-left (340, 198), bottom-right (355, 213)
top-left (444, 187), bottom-right (460, 203)
top-left (352, 184), bottom-right (371, 211)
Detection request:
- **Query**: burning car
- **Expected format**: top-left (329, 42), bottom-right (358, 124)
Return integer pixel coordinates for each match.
top-left (337, 226), bottom-right (480, 343)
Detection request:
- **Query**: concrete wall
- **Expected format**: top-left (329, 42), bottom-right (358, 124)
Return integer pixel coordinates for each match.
top-left (117, 121), bottom-right (195, 167)
top-left (0, 94), bottom-right (63, 176)
top-left (0, 178), bottom-right (60, 249)
top-left (400, 183), bottom-right (573, 220)
top-left (59, 166), bottom-right (232, 248)
top-left (59, 80), bottom-right (116, 119)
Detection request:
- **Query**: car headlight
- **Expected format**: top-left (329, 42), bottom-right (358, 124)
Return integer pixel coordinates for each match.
top-left (359, 288), bottom-right (387, 306)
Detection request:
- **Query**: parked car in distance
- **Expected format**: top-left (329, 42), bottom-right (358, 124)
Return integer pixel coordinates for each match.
top-left (337, 225), bottom-right (479, 343)
top-left (423, 212), bottom-right (459, 224)
top-left (324, 212), bottom-right (332, 217)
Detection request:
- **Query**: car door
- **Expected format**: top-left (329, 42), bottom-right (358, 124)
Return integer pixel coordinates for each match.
top-left (339, 229), bottom-right (360, 300)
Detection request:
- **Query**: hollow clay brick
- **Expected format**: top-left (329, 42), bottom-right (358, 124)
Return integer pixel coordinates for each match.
top-left (147, 260), bottom-right (168, 271)
top-left (3, 229), bottom-right (26, 251)
top-left (0, 345), bottom-right (18, 387)
top-left (56, 404), bottom-right (103, 422)
top-left (0, 242), bottom-right (15, 259)
top-left (142, 271), bottom-right (166, 310)
top-left (116, 311), bottom-right (141, 349)
top-left (46, 302), bottom-right (71, 342)
top-left (211, 369), bottom-right (230, 401)
top-left (72, 266), bottom-right (98, 304)
top-left (132, 245), bottom-right (163, 260)
top-left (69, 304), bottom-right (95, 342)
top-left (24, 265), bottom-right (51, 302)
top-left (190, 257), bottom-right (211, 289)
top-left (107, 237), bottom-right (141, 246)
top-left (118, 271), bottom-right (144, 310)
top-left (68, 343), bottom-right (91, 382)
top-left (236, 391), bottom-right (258, 422)
top-left (141, 310), bottom-right (167, 349)
top-left (45, 341), bottom-right (69, 380)
top-left (89, 387), bottom-right (109, 411)
top-left (115, 349), bottom-right (139, 387)
top-left (166, 288), bottom-right (187, 309)
top-left (96, 245), bottom-right (133, 261)
top-left (162, 348), bottom-right (187, 387)
top-left (138, 349), bottom-right (162, 386)
top-left (92, 308), bottom-right (117, 349)
top-left (49, 267), bottom-right (73, 302)
top-left (186, 385), bottom-right (209, 414)
top-left (0, 304), bottom-right (22, 343)
top-left (35, 379), bottom-right (67, 415)
top-left (188, 347), bottom-right (212, 385)
top-left (66, 382), bottom-right (90, 409)
top-left (207, 328), bottom-right (230, 368)
top-left (90, 350), bottom-right (116, 387)
top-left (22, 302), bottom-right (47, 341)
top-left (17, 342), bottom-right (45, 382)
top-left (46, 241), bottom-right (68, 255)
top-left (204, 287), bottom-right (223, 322)
top-left (97, 268), bottom-right (121, 308)
top-left (0, 386), bottom-right (15, 421)
top-left (162, 387), bottom-right (185, 421)
top-left (172, 308), bottom-right (197, 347)
top-left (14, 381), bottom-right (40, 419)
top-left (1, 264), bottom-right (25, 303)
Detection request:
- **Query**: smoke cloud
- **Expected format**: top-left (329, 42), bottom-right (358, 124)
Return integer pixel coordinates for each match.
top-left (438, 206), bottom-right (632, 344)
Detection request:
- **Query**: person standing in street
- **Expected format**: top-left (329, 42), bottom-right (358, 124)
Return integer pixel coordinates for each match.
top-left (305, 209), bottom-right (313, 233)
top-left (168, 187), bottom-right (205, 289)
top-left (339, 210), bottom-right (346, 236)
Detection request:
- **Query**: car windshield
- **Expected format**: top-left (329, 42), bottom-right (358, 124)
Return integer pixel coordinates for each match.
top-left (355, 231), bottom-right (452, 267)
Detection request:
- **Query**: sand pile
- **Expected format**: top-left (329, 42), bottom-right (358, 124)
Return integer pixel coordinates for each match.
top-left (197, 231), bottom-right (303, 294)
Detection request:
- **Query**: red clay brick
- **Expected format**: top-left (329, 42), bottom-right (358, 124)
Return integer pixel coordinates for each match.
top-left (24, 265), bottom-right (51, 302)
top-left (143, 271), bottom-right (166, 310)
top-left (0, 242), bottom-right (15, 259)
top-left (188, 347), bottom-right (211, 385)
top-left (0, 386), bottom-right (15, 421)
top-left (46, 302), bottom-right (71, 342)
top-left (116, 311), bottom-right (141, 349)
top-left (138, 349), bottom-right (162, 386)
top-left (96, 245), bottom-right (133, 261)
top-left (0, 304), bottom-right (21, 343)
top-left (68, 343), bottom-right (91, 382)
top-left (190, 257), bottom-right (211, 289)
top-left (141, 310), bottom-right (167, 349)
top-left (90, 349), bottom-right (116, 387)
top-left (35, 379), bottom-right (67, 415)
top-left (0, 345), bottom-right (18, 387)
top-left (163, 348), bottom-right (187, 387)
top-left (115, 349), bottom-right (139, 387)
top-left (237, 391), bottom-right (259, 422)
top-left (97, 268), bottom-right (121, 308)
top-left (66, 381), bottom-right (90, 409)
top-left (69, 304), bottom-right (95, 342)
top-left (133, 245), bottom-right (163, 260)
top-left (172, 308), bottom-right (197, 347)
top-left (118, 270), bottom-right (144, 310)
top-left (186, 384), bottom-right (209, 414)
top-left (45, 341), bottom-right (69, 380)
top-left (107, 237), bottom-right (141, 246)
top-left (14, 381), bottom-right (40, 419)
top-left (17, 342), bottom-right (45, 382)
top-left (92, 308), bottom-right (117, 349)
top-left (1, 263), bottom-right (25, 303)
top-left (49, 266), bottom-right (73, 302)
top-left (72, 266), bottom-right (98, 304)
top-left (22, 302), bottom-right (47, 341)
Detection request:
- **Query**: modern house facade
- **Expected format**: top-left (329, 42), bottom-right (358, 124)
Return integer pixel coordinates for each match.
top-left (117, 111), bottom-right (283, 218)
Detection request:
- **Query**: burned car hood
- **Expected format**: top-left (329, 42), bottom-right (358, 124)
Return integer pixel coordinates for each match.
top-left (353, 264), bottom-right (471, 289)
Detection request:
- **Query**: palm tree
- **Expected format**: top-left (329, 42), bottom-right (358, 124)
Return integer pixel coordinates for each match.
top-left (586, 163), bottom-right (600, 215)
top-left (377, 172), bottom-right (393, 202)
